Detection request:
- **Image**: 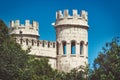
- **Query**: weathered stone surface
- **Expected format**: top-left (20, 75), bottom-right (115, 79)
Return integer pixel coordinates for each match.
top-left (53, 9), bottom-right (88, 72)
top-left (9, 9), bottom-right (89, 72)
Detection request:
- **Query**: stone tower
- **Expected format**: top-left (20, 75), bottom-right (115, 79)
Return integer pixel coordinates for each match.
top-left (53, 9), bottom-right (89, 72)
top-left (9, 20), bottom-right (39, 49)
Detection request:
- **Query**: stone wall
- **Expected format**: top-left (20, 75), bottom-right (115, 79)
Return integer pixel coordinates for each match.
top-left (9, 9), bottom-right (89, 72)
top-left (53, 9), bottom-right (89, 72)
top-left (18, 38), bottom-right (57, 69)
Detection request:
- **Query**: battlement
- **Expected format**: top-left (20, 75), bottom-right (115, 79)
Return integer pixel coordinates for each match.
top-left (10, 20), bottom-right (39, 29)
top-left (14, 37), bottom-right (57, 58)
top-left (53, 9), bottom-right (88, 27)
top-left (9, 20), bottom-right (39, 37)
top-left (56, 9), bottom-right (88, 20)
top-left (15, 37), bottom-right (56, 49)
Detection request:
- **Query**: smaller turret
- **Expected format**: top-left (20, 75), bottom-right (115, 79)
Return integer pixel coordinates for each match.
top-left (9, 20), bottom-right (40, 40)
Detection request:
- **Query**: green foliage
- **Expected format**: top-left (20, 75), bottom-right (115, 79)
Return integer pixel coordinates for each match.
top-left (0, 20), bottom-right (89, 80)
top-left (65, 65), bottom-right (89, 80)
top-left (0, 20), bottom-right (9, 43)
top-left (55, 64), bottom-right (89, 80)
top-left (90, 37), bottom-right (120, 80)
top-left (0, 20), bottom-right (29, 80)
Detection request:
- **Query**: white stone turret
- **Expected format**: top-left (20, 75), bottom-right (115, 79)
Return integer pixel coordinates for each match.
top-left (53, 9), bottom-right (89, 72)
top-left (9, 20), bottom-right (39, 40)
top-left (9, 20), bottom-right (57, 69)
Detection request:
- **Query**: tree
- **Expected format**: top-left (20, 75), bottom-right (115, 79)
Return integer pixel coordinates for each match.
top-left (0, 20), bottom-right (58, 80)
top-left (0, 20), bottom-right (30, 80)
top-left (0, 20), bottom-right (9, 44)
top-left (90, 37), bottom-right (120, 80)
top-left (0, 19), bottom-right (90, 80)
top-left (54, 64), bottom-right (89, 80)
top-left (28, 58), bottom-right (57, 80)
top-left (65, 64), bottom-right (89, 80)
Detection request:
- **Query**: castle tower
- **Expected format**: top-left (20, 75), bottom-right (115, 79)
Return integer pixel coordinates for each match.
top-left (53, 9), bottom-right (89, 72)
top-left (9, 20), bottom-right (57, 69)
top-left (9, 20), bottom-right (39, 48)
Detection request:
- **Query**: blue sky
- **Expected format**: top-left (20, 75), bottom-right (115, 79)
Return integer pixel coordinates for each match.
top-left (0, 0), bottom-right (120, 68)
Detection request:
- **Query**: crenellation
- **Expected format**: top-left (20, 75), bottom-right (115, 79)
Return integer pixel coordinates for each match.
top-left (25, 20), bottom-right (30, 26)
top-left (9, 20), bottom-right (40, 38)
top-left (73, 9), bottom-right (78, 18)
top-left (15, 37), bottom-right (56, 49)
top-left (64, 9), bottom-right (69, 18)
top-left (53, 9), bottom-right (89, 72)
top-left (20, 24), bottom-right (25, 26)
top-left (81, 10), bottom-right (88, 21)
top-left (10, 20), bottom-right (39, 29)
top-left (55, 9), bottom-right (88, 24)
top-left (15, 20), bottom-right (20, 26)
top-left (32, 21), bottom-right (39, 30)
top-left (59, 10), bottom-right (63, 18)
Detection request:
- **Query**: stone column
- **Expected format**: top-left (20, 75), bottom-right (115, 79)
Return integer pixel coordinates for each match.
top-left (85, 44), bottom-right (88, 58)
top-left (76, 43), bottom-right (80, 57)
top-left (66, 42), bottom-right (71, 56)
top-left (59, 43), bottom-right (61, 55)
top-left (83, 44), bottom-right (85, 57)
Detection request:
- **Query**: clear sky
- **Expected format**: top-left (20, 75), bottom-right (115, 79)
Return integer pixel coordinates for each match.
top-left (0, 0), bottom-right (120, 68)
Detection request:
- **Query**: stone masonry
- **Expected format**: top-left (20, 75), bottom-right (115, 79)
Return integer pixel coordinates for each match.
top-left (9, 9), bottom-right (89, 72)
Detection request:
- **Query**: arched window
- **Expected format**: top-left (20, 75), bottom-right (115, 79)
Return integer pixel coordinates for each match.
top-left (42, 41), bottom-right (45, 47)
top-left (20, 38), bottom-right (22, 44)
top-left (71, 41), bottom-right (76, 54)
top-left (37, 40), bottom-right (39, 46)
top-left (32, 39), bottom-right (34, 46)
top-left (53, 42), bottom-right (55, 48)
top-left (80, 41), bottom-right (84, 55)
top-left (57, 42), bottom-right (59, 55)
top-left (62, 41), bottom-right (66, 54)
top-left (48, 42), bottom-right (50, 48)
top-left (26, 39), bottom-right (28, 45)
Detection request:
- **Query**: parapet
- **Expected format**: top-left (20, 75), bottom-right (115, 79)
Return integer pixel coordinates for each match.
top-left (53, 9), bottom-right (88, 27)
top-left (15, 37), bottom-right (56, 48)
top-left (10, 20), bottom-right (39, 29)
top-left (9, 20), bottom-right (39, 37)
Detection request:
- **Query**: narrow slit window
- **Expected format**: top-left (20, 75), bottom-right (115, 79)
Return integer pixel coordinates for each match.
top-left (48, 42), bottom-right (50, 48)
top-left (37, 41), bottom-right (39, 46)
top-left (26, 39), bottom-right (28, 45)
top-left (32, 40), bottom-right (34, 46)
top-left (57, 42), bottom-right (59, 55)
top-left (20, 38), bottom-right (22, 44)
top-left (63, 41), bottom-right (66, 54)
top-left (42, 41), bottom-right (44, 47)
top-left (53, 42), bottom-right (55, 48)
top-left (71, 41), bottom-right (76, 54)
